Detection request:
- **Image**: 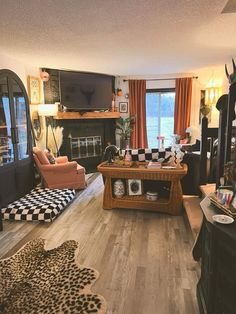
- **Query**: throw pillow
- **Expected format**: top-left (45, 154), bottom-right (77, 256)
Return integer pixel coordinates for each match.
top-left (34, 148), bottom-right (50, 165)
top-left (44, 149), bottom-right (56, 164)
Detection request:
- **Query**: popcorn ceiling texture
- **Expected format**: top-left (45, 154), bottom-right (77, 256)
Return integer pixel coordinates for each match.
top-left (0, 0), bottom-right (234, 75)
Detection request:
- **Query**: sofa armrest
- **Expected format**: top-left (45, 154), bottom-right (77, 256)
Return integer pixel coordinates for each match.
top-left (40, 161), bottom-right (78, 173)
top-left (55, 156), bottom-right (69, 163)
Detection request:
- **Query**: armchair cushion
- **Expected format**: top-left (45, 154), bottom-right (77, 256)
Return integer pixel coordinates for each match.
top-left (40, 161), bottom-right (78, 173)
top-left (33, 147), bottom-right (49, 165)
top-left (56, 156), bottom-right (69, 163)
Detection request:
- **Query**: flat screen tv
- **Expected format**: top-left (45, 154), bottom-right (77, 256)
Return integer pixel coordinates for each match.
top-left (59, 70), bottom-right (114, 111)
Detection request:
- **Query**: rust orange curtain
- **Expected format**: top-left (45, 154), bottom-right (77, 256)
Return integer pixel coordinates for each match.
top-left (174, 77), bottom-right (192, 139)
top-left (128, 80), bottom-right (147, 148)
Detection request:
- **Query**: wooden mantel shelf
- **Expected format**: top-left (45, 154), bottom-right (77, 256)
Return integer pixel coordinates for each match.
top-left (54, 111), bottom-right (120, 120)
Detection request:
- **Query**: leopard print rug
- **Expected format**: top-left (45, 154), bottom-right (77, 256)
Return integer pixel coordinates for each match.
top-left (0, 239), bottom-right (107, 314)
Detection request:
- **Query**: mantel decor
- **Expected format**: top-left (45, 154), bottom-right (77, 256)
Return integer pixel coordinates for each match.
top-left (27, 76), bottom-right (41, 105)
top-left (119, 102), bottom-right (128, 113)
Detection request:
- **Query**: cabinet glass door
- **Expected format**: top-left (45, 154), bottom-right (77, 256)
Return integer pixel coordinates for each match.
top-left (12, 78), bottom-right (29, 160)
top-left (0, 76), bottom-right (14, 165)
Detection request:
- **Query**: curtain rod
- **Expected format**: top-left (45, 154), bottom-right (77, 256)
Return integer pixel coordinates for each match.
top-left (123, 76), bottom-right (198, 82)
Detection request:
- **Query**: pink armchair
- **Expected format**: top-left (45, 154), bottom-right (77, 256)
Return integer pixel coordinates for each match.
top-left (33, 147), bottom-right (86, 190)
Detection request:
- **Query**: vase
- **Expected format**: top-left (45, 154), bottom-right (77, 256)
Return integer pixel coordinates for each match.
top-left (113, 179), bottom-right (125, 198)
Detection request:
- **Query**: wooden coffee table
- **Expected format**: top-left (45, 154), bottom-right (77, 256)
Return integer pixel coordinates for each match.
top-left (97, 162), bottom-right (188, 215)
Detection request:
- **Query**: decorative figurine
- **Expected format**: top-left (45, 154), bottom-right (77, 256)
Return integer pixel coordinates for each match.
top-left (113, 179), bottom-right (125, 198)
top-left (225, 58), bottom-right (236, 85)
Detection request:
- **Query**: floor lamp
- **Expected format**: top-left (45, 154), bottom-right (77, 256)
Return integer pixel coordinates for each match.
top-left (38, 104), bottom-right (59, 155)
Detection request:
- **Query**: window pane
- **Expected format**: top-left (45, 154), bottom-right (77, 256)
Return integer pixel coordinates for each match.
top-left (146, 93), bottom-right (159, 148)
top-left (0, 76), bottom-right (14, 165)
top-left (146, 91), bottom-right (175, 148)
top-left (12, 79), bottom-right (29, 160)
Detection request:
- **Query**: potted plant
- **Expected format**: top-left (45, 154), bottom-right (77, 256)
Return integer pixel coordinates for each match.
top-left (116, 115), bottom-right (135, 149)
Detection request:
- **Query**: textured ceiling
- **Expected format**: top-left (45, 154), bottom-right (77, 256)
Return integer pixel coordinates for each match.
top-left (0, 0), bottom-right (236, 75)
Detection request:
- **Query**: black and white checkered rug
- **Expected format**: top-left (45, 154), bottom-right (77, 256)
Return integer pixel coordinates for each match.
top-left (1, 188), bottom-right (75, 222)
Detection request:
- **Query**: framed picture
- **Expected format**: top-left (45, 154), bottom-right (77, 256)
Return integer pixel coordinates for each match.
top-left (127, 179), bottom-right (142, 196)
top-left (27, 76), bottom-right (41, 104)
top-left (119, 102), bottom-right (128, 113)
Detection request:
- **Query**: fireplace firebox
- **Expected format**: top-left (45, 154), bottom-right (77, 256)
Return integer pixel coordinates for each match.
top-left (57, 118), bottom-right (116, 172)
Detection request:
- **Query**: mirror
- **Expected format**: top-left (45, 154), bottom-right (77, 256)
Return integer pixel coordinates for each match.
top-left (31, 111), bottom-right (43, 141)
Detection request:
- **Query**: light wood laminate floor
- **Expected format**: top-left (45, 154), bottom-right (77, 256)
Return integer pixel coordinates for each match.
top-left (0, 174), bottom-right (200, 314)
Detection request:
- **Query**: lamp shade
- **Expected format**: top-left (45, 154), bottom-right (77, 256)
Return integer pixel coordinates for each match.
top-left (38, 104), bottom-right (58, 117)
top-left (205, 87), bottom-right (222, 106)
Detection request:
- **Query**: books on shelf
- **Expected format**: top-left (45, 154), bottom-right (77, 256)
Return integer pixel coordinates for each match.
top-left (147, 161), bottom-right (162, 168)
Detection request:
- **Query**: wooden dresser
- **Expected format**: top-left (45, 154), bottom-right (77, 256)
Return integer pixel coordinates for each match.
top-left (193, 197), bottom-right (236, 314)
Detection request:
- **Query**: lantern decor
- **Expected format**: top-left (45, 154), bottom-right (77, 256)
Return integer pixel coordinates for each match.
top-left (205, 86), bottom-right (222, 106)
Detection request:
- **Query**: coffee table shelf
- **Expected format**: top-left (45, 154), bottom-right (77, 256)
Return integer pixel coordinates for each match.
top-left (97, 162), bottom-right (188, 215)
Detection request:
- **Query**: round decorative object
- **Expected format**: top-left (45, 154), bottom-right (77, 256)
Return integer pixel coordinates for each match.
top-left (130, 181), bottom-right (139, 193)
top-left (146, 191), bottom-right (158, 201)
top-left (212, 214), bottom-right (234, 224)
top-left (200, 105), bottom-right (211, 116)
top-left (113, 179), bottom-right (125, 198)
top-left (40, 69), bottom-right (50, 82)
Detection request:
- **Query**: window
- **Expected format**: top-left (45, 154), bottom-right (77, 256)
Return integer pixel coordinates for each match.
top-left (146, 89), bottom-right (175, 148)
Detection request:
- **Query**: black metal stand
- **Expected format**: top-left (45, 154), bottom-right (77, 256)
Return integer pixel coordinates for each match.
top-left (45, 117), bottom-right (60, 156)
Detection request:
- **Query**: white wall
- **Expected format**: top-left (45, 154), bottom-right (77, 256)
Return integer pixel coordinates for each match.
top-left (0, 53), bottom-right (47, 147)
top-left (0, 53), bottom-right (42, 92)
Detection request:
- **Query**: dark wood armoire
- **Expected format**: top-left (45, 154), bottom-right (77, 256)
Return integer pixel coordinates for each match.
top-left (0, 69), bottom-right (35, 230)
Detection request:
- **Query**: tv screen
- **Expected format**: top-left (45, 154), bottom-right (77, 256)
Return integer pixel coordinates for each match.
top-left (60, 71), bottom-right (113, 111)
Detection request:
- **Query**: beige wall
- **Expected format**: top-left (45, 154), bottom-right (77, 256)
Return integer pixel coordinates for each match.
top-left (1, 54), bottom-right (230, 147)
top-left (190, 66), bottom-right (229, 143)
top-left (116, 67), bottom-right (229, 145)
top-left (0, 53), bottom-right (42, 95)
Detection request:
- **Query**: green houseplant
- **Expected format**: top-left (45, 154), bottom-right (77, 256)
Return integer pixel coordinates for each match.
top-left (116, 115), bottom-right (135, 148)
